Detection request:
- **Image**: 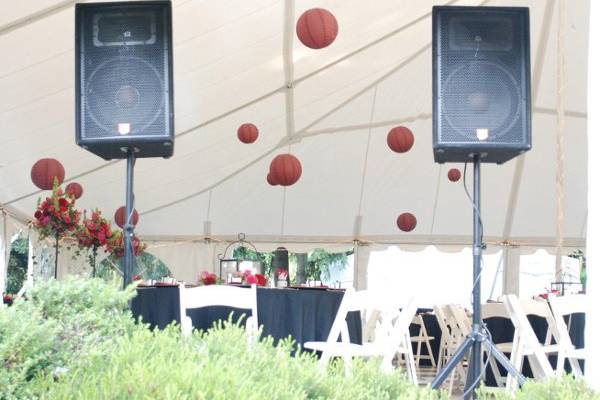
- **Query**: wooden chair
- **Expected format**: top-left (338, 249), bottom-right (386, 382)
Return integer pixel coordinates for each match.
top-left (442, 304), bottom-right (471, 392)
top-left (304, 289), bottom-right (418, 382)
top-left (411, 313), bottom-right (437, 368)
top-left (548, 294), bottom-right (587, 377)
top-left (178, 284), bottom-right (259, 339)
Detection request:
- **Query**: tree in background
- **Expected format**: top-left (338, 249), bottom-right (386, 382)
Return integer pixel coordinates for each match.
top-left (306, 249), bottom-right (351, 283)
top-left (6, 235), bottom-right (28, 294)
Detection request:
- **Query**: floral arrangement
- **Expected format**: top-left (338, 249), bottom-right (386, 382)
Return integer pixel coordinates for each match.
top-left (33, 180), bottom-right (81, 240)
top-left (76, 209), bottom-right (115, 249)
top-left (241, 270), bottom-right (268, 286)
top-left (106, 232), bottom-right (146, 258)
top-left (200, 271), bottom-right (218, 285)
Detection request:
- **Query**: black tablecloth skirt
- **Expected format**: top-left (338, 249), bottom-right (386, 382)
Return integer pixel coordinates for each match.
top-left (131, 286), bottom-right (362, 350)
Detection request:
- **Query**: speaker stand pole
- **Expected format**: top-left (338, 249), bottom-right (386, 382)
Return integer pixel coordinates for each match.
top-left (431, 155), bottom-right (526, 398)
top-left (123, 149), bottom-right (136, 289)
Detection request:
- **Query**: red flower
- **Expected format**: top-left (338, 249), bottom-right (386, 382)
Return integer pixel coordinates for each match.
top-left (34, 210), bottom-right (43, 220)
top-left (255, 274), bottom-right (268, 287)
top-left (133, 275), bottom-right (142, 281)
top-left (200, 271), bottom-right (217, 285)
top-left (246, 274), bottom-right (258, 285)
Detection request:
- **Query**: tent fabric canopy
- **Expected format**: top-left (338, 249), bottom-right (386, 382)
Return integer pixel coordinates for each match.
top-left (0, 0), bottom-right (589, 249)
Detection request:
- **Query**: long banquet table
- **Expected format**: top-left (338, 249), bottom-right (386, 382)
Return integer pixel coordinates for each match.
top-left (131, 286), bottom-right (362, 350)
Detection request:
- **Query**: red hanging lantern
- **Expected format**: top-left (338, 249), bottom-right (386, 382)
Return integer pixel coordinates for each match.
top-left (387, 126), bottom-right (414, 153)
top-left (65, 182), bottom-right (84, 199)
top-left (397, 213), bottom-right (417, 232)
top-left (296, 8), bottom-right (338, 49)
top-left (266, 173), bottom-right (279, 186)
top-left (30, 158), bottom-right (65, 190)
top-left (269, 154), bottom-right (302, 186)
top-left (447, 168), bottom-right (462, 182)
top-left (237, 123), bottom-right (259, 144)
top-left (114, 206), bottom-right (139, 228)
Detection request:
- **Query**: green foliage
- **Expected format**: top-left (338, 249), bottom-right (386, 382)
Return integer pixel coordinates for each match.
top-left (35, 321), bottom-right (447, 400)
top-left (96, 251), bottom-right (171, 281)
top-left (6, 236), bottom-right (28, 295)
top-left (2, 279), bottom-right (598, 400)
top-left (233, 246), bottom-right (273, 276)
top-left (479, 376), bottom-right (600, 400)
top-left (0, 277), bottom-right (137, 400)
top-left (306, 249), bottom-right (350, 281)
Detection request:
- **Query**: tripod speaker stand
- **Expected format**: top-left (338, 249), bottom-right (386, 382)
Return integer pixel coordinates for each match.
top-left (430, 155), bottom-right (525, 398)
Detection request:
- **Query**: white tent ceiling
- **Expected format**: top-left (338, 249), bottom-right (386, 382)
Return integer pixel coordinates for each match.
top-left (0, 0), bottom-right (589, 248)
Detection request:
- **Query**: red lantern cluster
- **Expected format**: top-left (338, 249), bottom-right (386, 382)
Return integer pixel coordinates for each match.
top-left (397, 212), bottom-right (417, 232)
top-left (237, 123), bottom-right (259, 144)
top-left (114, 206), bottom-right (139, 228)
top-left (387, 126), bottom-right (414, 153)
top-left (447, 168), bottom-right (462, 182)
top-left (31, 158), bottom-right (65, 190)
top-left (296, 8), bottom-right (338, 49)
top-left (65, 182), bottom-right (84, 199)
top-left (268, 154), bottom-right (302, 186)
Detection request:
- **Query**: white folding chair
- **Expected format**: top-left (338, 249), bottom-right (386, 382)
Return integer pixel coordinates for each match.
top-left (441, 304), bottom-right (471, 392)
top-left (503, 295), bottom-right (557, 391)
top-left (549, 294), bottom-right (587, 377)
top-left (178, 284), bottom-right (259, 339)
top-left (482, 302), bottom-right (517, 387)
top-left (304, 289), bottom-right (418, 382)
top-left (433, 305), bottom-right (452, 373)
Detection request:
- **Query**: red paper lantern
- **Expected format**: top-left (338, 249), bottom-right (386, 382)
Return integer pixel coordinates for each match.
top-left (269, 154), bottom-right (302, 186)
top-left (65, 182), bottom-right (83, 199)
top-left (296, 8), bottom-right (338, 49)
top-left (397, 213), bottom-right (417, 232)
top-left (30, 158), bottom-right (65, 190)
top-left (237, 123), bottom-right (259, 144)
top-left (448, 168), bottom-right (462, 182)
top-left (266, 173), bottom-right (279, 186)
top-left (387, 126), bottom-right (414, 153)
top-left (114, 206), bottom-right (139, 228)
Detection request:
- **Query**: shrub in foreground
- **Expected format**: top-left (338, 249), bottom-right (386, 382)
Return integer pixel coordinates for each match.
top-left (0, 277), bottom-right (136, 399)
top-left (479, 375), bottom-right (600, 400)
top-left (2, 278), bottom-right (598, 400)
top-left (34, 322), bottom-right (447, 400)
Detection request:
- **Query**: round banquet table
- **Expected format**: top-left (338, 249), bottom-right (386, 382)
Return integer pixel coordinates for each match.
top-left (130, 286), bottom-right (362, 350)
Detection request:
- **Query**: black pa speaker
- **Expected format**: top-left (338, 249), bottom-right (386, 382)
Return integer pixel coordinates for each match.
top-left (75, 1), bottom-right (174, 160)
top-left (432, 6), bottom-right (531, 164)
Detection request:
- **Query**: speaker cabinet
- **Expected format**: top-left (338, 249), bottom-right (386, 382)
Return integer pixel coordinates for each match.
top-left (75, 1), bottom-right (174, 160)
top-left (432, 6), bottom-right (531, 164)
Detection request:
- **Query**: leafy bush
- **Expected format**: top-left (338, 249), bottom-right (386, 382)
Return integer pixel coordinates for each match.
top-left (35, 322), bottom-right (447, 400)
top-left (479, 375), bottom-right (600, 400)
top-left (0, 277), bottom-right (136, 399)
top-left (2, 278), bottom-right (598, 400)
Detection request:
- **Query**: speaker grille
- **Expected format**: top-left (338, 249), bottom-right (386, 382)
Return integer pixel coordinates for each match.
top-left (441, 60), bottom-right (521, 142)
top-left (76, 1), bottom-right (174, 160)
top-left (85, 56), bottom-right (165, 136)
top-left (433, 6), bottom-right (531, 164)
